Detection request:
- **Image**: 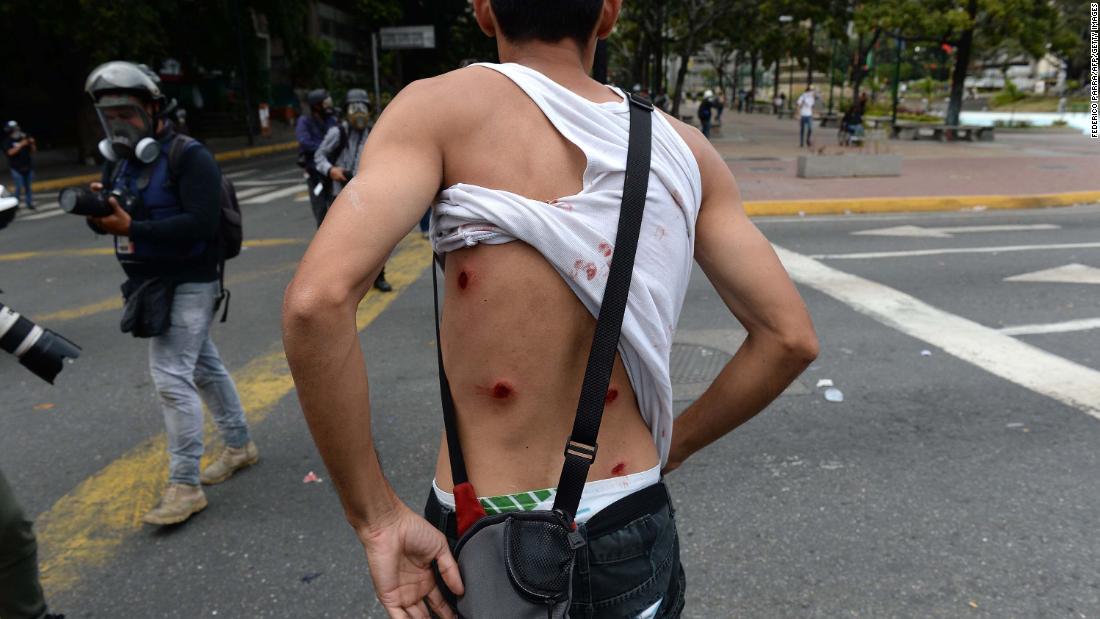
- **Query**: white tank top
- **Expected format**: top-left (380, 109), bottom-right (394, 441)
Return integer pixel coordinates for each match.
top-left (430, 62), bottom-right (702, 465)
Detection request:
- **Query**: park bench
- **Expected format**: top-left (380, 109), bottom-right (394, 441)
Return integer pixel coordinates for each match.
top-left (817, 112), bottom-right (840, 127)
top-left (891, 123), bottom-right (995, 142)
top-left (777, 107), bottom-right (795, 119)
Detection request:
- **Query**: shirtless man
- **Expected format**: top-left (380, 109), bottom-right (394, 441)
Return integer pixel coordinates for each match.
top-left (282, 1), bottom-right (818, 617)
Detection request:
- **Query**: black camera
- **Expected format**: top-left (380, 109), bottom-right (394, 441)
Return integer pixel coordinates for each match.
top-left (57, 186), bottom-right (140, 218)
top-left (0, 298), bottom-right (81, 384)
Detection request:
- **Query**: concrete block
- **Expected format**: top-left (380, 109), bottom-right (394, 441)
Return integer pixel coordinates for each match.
top-left (797, 154), bottom-right (903, 178)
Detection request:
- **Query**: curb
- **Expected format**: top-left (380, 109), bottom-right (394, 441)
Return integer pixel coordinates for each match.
top-left (744, 190), bottom-right (1100, 217)
top-left (28, 141), bottom-right (299, 193)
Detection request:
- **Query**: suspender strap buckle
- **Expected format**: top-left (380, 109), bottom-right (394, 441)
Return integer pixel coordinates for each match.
top-left (627, 93), bottom-right (654, 111)
top-left (564, 438), bottom-right (598, 463)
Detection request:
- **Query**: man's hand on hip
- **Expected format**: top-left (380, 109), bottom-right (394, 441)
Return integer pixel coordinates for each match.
top-left (329, 166), bottom-right (348, 183)
top-left (359, 503), bottom-right (464, 619)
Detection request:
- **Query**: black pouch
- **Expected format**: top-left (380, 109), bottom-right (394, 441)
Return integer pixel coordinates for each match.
top-left (431, 94), bottom-right (656, 618)
top-left (120, 277), bottom-right (175, 338)
top-left (453, 510), bottom-right (584, 618)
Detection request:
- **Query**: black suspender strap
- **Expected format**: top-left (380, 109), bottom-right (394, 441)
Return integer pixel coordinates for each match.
top-left (431, 92), bottom-right (655, 523)
top-left (551, 93), bottom-right (653, 521)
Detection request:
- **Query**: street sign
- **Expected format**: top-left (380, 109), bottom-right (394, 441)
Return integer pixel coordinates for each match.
top-left (379, 26), bottom-right (435, 50)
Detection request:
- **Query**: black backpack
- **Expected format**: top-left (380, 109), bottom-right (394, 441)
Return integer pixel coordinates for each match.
top-left (167, 135), bottom-right (243, 260)
top-left (167, 135), bottom-right (242, 320)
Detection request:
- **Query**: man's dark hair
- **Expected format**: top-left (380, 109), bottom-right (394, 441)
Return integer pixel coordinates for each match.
top-left (490, 0), bottom-right (604, 48)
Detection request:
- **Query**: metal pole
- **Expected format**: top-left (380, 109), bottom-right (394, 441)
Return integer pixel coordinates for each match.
top-left (372, 33), bottom-right (382, 113)
top-left (891, 34), bottom-right (903, 128)
top-left (230, 0), bottom-right (255, 145)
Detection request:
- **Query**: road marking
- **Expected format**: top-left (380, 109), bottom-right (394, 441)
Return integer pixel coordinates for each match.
top-left (810, 242), bottom-right (1100, 260)
top-left (851, 224), bottom-right (1060, 238)
top-left (235, 186), bottom-right (280, 199)
top-left (233, 179), bottom-right (301, 187)
top-left (241, 185), bottom-right (304, 204)
top-left (35, 233), bottom-right (432, 597)
top-left (19, 207), bottom-right (66, 221)
top-left (1004, 263), bottom-right (1100, 285)
top-left (0, 238), bottom-right (306, 263)
top-left (224, 168), bottom-right (259, 179)
top-left (775, 245), bottom-right (1100, 419)
top-left (1000, 318), bottom-right (1100, 336)
top-left (32, 261), bottom-right (303, 323)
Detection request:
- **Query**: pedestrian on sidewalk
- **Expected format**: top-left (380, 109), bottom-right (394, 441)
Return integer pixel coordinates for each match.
top-left (3, 121), bottom-right (37, 210)
top-left (283, 0), bottom-right (817, 616)
top-left (698, 89), bottom-right (715, 138)
top-left (296, 88), bottom-right (337, 226)
top-left (82, 61), bottom-right (259, 526)
top-left (797, 86), bottom-right (817, 147)
top-left (313, 88), bottom-right (391, 292)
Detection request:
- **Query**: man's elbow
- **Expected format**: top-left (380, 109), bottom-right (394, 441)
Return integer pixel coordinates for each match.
top-left (282, 279), bottom-right (351, 334)
top-left (780, 325), bottom-right (819, 368)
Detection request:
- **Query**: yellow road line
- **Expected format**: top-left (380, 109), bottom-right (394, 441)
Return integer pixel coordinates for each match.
top-left (32, 261), bottom-right (303, 323)
top-left (744, 190), bottom-right (1100, 217)
top-left (30, 142), bottom-right (298, 192)
top-left (0, 238), bottom-right (306, 263)
top-left (36, 234), bottom-right (432, 597)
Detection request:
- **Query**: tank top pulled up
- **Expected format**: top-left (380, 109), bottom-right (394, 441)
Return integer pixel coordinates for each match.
top-left (430, 62), bottom-right (703, 465)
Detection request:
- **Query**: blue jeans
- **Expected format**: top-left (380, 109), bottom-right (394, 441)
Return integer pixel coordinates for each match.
top-left (800, 116), bottom-right (813, 147)
top-left (149, 280), bottom-right (251, 485)
top-left (10, 170), bottom-right (33, 207)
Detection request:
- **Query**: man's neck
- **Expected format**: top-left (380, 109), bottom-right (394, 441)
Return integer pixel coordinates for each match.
top-left (497, 39), bottom-right (596, 87)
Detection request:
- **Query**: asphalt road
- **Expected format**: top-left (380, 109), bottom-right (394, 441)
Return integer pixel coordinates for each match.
top-left (2, 153), bottom-right (1098, 618)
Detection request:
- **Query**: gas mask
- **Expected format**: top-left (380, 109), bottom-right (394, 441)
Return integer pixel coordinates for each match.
top-left (94, 94), bottom-right (160, 164)
top-left (347, 102), bottom-right (370, 131)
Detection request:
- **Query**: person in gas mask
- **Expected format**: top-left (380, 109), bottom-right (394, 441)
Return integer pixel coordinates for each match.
top-left (313, 89), bottom-right (391, 292)
top-left (3, 120), bottom-right (37, 210)
top-left (295, 88), bottom-right (337, 227)
top-left (83, 61), bottom-right (259, 526)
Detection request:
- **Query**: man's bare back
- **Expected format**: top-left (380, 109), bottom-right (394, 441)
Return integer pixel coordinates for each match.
top-left (430, 65), bottom-right (665, 495)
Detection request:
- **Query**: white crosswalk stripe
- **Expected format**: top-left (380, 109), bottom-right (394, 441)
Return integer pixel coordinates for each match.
top-left (241, 185), bottom-right (305, 204)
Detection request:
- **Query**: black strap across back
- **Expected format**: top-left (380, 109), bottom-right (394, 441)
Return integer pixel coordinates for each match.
top-left (432, 93), bottom-right (654, 525)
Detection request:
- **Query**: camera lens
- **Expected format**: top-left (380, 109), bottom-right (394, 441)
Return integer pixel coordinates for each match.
top-left (0, 301), bottom-right (81, 384)
top-left (57, 187), bottom-right (112, 217)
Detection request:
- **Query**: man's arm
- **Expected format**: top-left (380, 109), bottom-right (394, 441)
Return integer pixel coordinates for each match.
top-left (665, 133), bottom-right (819, 471)
top-left (282, 77), bottom-right (462, 617)
top-left (4, 139), bottom-right (22, 157)
top-left (313, 126), bottom-right (340, 179)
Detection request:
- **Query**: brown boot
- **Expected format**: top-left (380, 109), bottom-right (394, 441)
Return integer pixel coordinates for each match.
top-left (200, 441), bottom-right (259, 485)
top-left (142, 484), bottom-right (207, 525)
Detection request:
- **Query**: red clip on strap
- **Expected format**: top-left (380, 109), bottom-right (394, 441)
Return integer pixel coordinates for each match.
top-left (454, 482), bottom-right (487, 536)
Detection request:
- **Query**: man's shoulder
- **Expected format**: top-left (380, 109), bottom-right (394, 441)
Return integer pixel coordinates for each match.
top-left (385, 67), bottom-right (513, 130)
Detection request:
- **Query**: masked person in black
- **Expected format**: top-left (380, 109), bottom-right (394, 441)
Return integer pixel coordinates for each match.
top-left (83, 61), bottom-right (258, 526)
top-left (313, 89), bottom-right (391, 292)
top-left (295, 88), bottom-right (337, 227)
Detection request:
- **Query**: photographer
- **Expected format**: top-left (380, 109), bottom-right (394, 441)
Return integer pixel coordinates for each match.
top-left (3, 120), bottom-right (37, 210)
top-left (84, 61), bottom-right (258, 526)
top-left (295, 88), bottom-right (337, 227)
top-left (313, 89), bottom-right (390, 292)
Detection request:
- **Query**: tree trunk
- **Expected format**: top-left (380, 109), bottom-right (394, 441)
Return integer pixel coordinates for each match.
top-left (850, 29), bottom-right (881, 102)
top-left (631, 36), bottom-right (647, 89)
top-left (945, 0), bottom-right (977, 126)
top-left (671, 50), bottom-right (691, 117)
top-left (730, 53), bottom-right (740, 94)
top-left (772, 60), bottom-right (780, 100)
top-left (750, 52), bottom-right (759, 96)
top-left (806, 20), bottom-right (816, 87)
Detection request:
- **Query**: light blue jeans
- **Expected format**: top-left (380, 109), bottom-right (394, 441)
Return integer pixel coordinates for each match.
top-left (800, 115), bottom-right (814, 146)
top-left (10, 170), bottom-right (33, 207)
top-left (149, 280), bottom-right (251, 485)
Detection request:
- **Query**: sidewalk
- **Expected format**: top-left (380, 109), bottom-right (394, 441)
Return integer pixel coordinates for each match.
top-left (702, 110), bottom-right (1100, 215)
top-left (2, 124), bottom-right (299, 192)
